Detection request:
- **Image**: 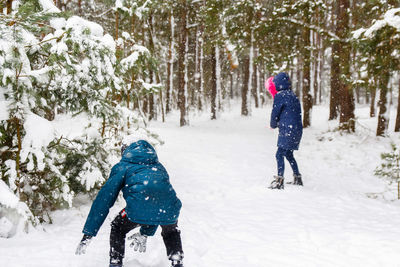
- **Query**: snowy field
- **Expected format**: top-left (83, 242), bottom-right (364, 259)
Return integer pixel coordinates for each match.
top-left (1, 104), bottom-right (400, 267)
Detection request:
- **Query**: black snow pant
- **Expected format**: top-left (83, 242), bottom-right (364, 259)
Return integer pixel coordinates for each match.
top-left (109, 209), bottom-right (183, 266)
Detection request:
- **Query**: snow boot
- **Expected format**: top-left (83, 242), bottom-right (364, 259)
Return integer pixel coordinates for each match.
top-left (287, 174), bottom-right (303, 186)
top-left (170, 252), bottom-right (184, 267)
top-left (269, 176), bottom-right (284, 189)
top-left (171, 260), bottom-right (184, 267)
top-left (293, 174), bottom-right (303, 186)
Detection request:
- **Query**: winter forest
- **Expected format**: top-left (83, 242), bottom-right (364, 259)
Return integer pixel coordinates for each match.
top-left (1, 0), bottom-right (400, 266)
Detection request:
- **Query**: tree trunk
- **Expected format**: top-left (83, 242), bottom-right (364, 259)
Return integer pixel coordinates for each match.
top-left (295, 59), bottom-right (302, 98)
top-left (370, 85), bottom-right (376, 117)
top-left (376, 72), bottom-right (390, 136)
top-left (395, 78), bottom-right (400, 132)
top-left (313, 31), bottom-right (320, 105)
top-left (217, 46), bottom-right (222, 111)
top-left (329, 2), bottom-right (340, 120)
top-left (194, 27), bottom-right (200, 108)
top-left (302, 13), bottom-right (312, 128)
top-left (253, 48), bottom-right (260, 108)
top-left (198, 26), bottom-right (205, 111)
top-left (241, 32), bottom-right (254, 116)
top-left (211, 45), bottom-right (217, 120)
top-left (177, 2), bottom-right (188, 126)
top-left (115, 11), bottom-right (119, 41)
top-left (241, 54), bottom-right (250, 116)
top-left (147, 15), bottom-right (156, 121)
top-left (166, 12), bottom-right (174, 114)
top-left (230, 71), bottom-right (234, 99)
top-left (77, 0), bottom-right (82, 15)
top-left (148, 72), bottom-right (155, 121)
top-left (6, 0), bottom-right (12, 14)
top-left (337, 0), bottom-right (355, 132)
top-left (319, 40), bottom-right (325, 104)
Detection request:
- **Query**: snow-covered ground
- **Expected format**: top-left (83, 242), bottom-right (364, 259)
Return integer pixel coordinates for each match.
top-left (1, 104), bottom-right (400, 267)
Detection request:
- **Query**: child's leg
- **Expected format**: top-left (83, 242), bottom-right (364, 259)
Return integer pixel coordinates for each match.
top-left (161, 223), bottom-right (183, 262)
top-left (275, 147), bottom-right (286, 176)
top-left (110, 209), bottom-right (139, 266)
top-left (284, 150), bottom-right (300, 176)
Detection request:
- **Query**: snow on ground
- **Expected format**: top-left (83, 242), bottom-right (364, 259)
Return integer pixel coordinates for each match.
top-left (1, 103), bottom-right (400, 267)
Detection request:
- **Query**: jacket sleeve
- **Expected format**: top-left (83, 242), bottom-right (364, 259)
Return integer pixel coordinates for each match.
top-left (82, 165), bottom-right (125, 236)
top-left (140, 225), bottom-right (159, 236)
top-left (270, 93), bottom-right (284, 129)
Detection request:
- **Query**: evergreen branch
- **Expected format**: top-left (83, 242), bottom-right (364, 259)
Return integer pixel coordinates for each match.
top-left (25, 32), bottom-right (67, 49)
top-left (274, 17), bottom-right (342, 42)
top-left (48, 136), bottom-right (63, 149)
top-left (92, 8), bottom-right (114, 18)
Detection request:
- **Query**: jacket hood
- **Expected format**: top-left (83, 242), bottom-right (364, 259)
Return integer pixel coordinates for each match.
top-left (273, 72), bottom-right (292, 91)
top-left (121, 140), bottom-right (158, 165)
top-left (265, 76), bottom-right (277, 98)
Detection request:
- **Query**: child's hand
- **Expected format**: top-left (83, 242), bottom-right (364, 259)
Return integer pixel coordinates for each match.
top-left (75, 234), bottom-right (93, 255)
top-left (128, 232), bottom-right (148, 253)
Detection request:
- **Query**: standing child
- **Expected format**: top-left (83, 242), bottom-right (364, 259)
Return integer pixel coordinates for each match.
top-left (266, 72), bottom-right (303, 189)
top-left (75, 138), bottom-right (184, 267)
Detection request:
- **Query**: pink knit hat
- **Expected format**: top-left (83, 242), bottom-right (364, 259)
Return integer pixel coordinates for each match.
top-left (265, 76), bottom-right (277, 98)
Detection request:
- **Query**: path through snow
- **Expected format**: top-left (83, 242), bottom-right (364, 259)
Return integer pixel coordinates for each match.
top-left (1, 105), bottom-right (400, 267)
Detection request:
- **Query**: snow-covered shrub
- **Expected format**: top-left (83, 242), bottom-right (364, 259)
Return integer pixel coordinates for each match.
top-left (0, 179), bottom-right (35, 238)
top-left (375, 143), bottom-right (400, 198)
top-left (119, 43), bottom-right (161, 100)
top-left (0, 0), bottom-right (156, 229)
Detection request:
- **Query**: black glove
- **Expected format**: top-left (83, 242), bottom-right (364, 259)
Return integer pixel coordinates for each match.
top-left (75, 234), bottom-right (93, 255)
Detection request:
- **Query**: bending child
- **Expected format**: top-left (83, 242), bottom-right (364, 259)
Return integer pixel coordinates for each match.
top-left (75, 138), bottom-right (184, 267)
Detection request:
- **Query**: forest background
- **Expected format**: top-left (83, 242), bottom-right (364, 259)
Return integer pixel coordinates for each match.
top-left (1, 0), bottom-right (400, 236)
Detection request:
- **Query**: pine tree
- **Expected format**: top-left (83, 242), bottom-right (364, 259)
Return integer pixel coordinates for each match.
top-left (354, 6), bottom-right (400, 136)
top-left (375, 143), bottom-right (400, 199)
top-left (0, 0), bottom-right (154, 224)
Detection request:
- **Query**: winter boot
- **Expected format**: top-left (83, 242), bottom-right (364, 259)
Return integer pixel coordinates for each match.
top-left (171, 260), bottom-right (184, 267)
top-left (170, 252), bottom-right (184, 267)
top-left (269, 176), bottom-right (284, 189)
top-left (287, 174), bottom-right (303, 185)
top-left (293, 174), bottom-right (303, 186)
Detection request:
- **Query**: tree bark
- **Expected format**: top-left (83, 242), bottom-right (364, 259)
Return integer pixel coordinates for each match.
top-left (241, 54), bottom-right (250, 116)
top-left (337, 0), bottom-right (355, 132)
top-left (395, 78), bottom-right (400, 132)
top-left (319, 40), bottom-right (325, 104)
top-left (6, 0), bottom-right (12, 14)
top-left (166, 12), bottom-right (174, 114)
top-left (329, 2), bottom-right (340, 120)
top-left (376, 72), bottom-right (390, 136)
top-left (252, 48), bottom-right (260, 108)
top-left (211, 45), bottom-right (217, 120)
top-left (313, 31), bottom-right (320, 105)
top-left (370, 81), bottom-right (376, 117)
top-left (295, 59), bottom-right (302, 98)
top-left (177, 2), bottom-right (188, 126)
top-left (147, 15), bottom-right (156, 121)
top-left (302, 11), bottom-right (312, 128)
top-left (230, 71), bottom-right (234, 99)
top-left (242, 32), bottom-right (254, 116)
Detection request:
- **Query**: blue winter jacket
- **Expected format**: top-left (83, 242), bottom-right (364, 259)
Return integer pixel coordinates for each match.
top-left (270, 72), bottom-right (303, 150)
top-left (82, 140), bottom-right (182, 237)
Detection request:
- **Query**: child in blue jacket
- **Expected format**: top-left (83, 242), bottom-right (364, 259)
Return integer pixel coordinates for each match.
top-left (75, 139), bottom-right (184, 267)
top-left (267, 72), bottom-right (303, 189)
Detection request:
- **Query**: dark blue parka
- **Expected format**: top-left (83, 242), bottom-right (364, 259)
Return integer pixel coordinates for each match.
top-left (82, 140), bottom-right (182, 237)
top-left (270, 72), bottom-right (303, 150)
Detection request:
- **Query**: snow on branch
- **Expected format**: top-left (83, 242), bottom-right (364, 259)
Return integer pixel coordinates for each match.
top-left (353, 8), bottom-right (400, 39)
top-left (275, 17), bottom-right (341, 42)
